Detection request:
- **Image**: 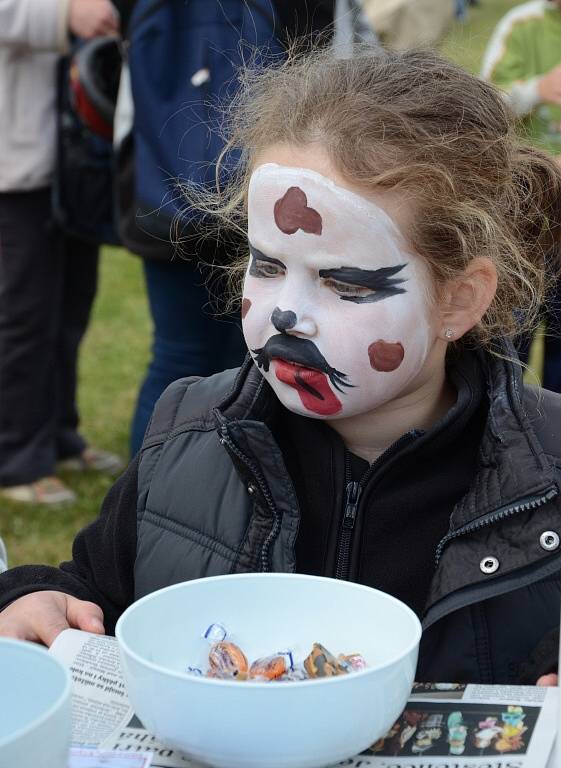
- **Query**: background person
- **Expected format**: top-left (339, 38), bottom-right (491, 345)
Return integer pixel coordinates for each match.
top-left (481, 0), bottom-right (561, 392)
top-left (0, 0), bottom-right (123, 505)
top-left (118, 0), bottom-right (335, 456)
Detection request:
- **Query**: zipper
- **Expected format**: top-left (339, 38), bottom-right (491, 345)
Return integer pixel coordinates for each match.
top-left (334, 431), bottom-right (420, 581)
top-left (219, 425), bottom-right (281, 572)
top-left (334, 475), bottom-right (362, 579)
top-left (434, 485), bottom-right (559, 567)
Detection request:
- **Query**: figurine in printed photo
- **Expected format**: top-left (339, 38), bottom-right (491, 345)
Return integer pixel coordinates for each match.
top-left (495, 731), bottom-right (526, 753)
top-left (494, 706), bottom-right (528, 753)
top-left (381, 710), bottom-right (426, 756)
top-left (411, 713), bottom-right (444, 754)
top-left (447, 711), bottom-right (467, 756)
top-left (400, 710), bottom-right (426, 749)
top-left (500, 705), bottom-right (526, 733)
top-left (474, 717), bottom-right (501, 751)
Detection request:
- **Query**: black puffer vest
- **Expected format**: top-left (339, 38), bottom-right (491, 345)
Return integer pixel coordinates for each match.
top-left (135, 350), bottom-right (561, 683)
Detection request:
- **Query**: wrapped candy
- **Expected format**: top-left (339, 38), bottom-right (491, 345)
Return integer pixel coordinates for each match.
top-left (338, 653), bottom-right (367, 672)
top-left (249, 654), bottom-right (288, 681)
top-left (249, 649), bottom-right (295, 680)
top-left (208, 641), bottom-right (249, 680)
top-left (304, 643), bottom-right (349, 678)
top-left (189, 626), bottom-right (366, 682)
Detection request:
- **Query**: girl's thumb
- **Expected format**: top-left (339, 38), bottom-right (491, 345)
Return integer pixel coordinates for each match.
top-left (67, 596), bottom-right (105, 635)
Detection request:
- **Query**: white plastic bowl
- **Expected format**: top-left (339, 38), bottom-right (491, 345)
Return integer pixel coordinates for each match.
top-left (116, 573), bottom-right (421, 768)
top-left (0, 637), bottom-right (72, 768)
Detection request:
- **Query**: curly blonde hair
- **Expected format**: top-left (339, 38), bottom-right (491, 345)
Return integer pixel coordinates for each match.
top-left (179, 45), bottom-right (561, 348)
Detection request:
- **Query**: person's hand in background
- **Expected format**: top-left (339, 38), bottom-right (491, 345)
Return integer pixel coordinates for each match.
top-left (538, 62), bottom-right (561, 106)
top-left (68, 0), bottom-right (120, 39)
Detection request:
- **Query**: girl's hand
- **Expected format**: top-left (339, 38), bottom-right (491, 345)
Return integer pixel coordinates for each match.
top-left (0, 591), bottom-right (105, 647)
top-left (536, 673), bottom-right (558, 686)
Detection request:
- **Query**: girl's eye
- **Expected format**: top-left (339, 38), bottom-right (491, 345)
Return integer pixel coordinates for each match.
top-left (254, 260), bottom-right (284, 278)
top-left (323, 278), bottom-right (373, 299)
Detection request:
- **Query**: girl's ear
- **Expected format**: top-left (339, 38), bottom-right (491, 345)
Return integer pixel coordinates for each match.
top-left (438, 257), bottom-right (498, 342)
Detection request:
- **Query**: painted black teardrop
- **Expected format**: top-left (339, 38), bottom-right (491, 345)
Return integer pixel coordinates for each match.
top-left (271, 307), bottom-right (297, 333)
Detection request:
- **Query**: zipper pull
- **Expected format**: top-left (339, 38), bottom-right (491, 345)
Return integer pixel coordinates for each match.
top-left (343, 481), bottom-right (362, 529)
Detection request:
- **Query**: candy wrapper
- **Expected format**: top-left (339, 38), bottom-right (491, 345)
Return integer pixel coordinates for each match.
top-left (203, 623), bottom-right (227, 644)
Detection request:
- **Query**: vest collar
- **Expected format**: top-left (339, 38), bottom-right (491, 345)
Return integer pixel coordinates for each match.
top-left (449, 340), bottom-right (556, 531)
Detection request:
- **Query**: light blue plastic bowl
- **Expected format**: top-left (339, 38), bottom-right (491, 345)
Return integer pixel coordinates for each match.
top-left (117, 573), bottom-right (422, 768)
top-left (0, 637), bottom-right (72, 768)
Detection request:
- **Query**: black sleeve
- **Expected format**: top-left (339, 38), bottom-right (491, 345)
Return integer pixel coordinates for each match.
top-left (0, 454), bottom-right (140, 635)
top-left (518, 627), bottom-right (560, 684)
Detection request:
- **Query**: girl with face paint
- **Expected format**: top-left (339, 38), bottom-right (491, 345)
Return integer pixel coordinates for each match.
top-left (243, 156), bottom-right (451, 458)
top-left (1, 48), bottom-right (561, 691)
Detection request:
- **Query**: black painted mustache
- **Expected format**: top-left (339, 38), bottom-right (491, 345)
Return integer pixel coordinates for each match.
top-left (252, 334), bottom-right (354, 393)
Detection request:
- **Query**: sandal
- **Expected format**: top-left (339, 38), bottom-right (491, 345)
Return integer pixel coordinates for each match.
top-left (0, 476), bottom-right (76, 505)
top-left (58, 447), bottom-right (124, 474)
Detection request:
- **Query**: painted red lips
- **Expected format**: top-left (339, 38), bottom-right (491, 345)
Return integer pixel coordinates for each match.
top-left (273, 359), bottom-right (342, 416)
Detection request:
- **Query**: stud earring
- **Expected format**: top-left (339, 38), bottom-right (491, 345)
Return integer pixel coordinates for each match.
top-left (444, 328), bottom-right (454, 340)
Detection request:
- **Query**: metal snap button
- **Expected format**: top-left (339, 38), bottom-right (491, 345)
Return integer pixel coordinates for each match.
top-left (480, 556), bottom-right (499, 574)
top-left (247, 484), bottom-right (256, 495)
top-left (539, 531), bottom-right (560, 551)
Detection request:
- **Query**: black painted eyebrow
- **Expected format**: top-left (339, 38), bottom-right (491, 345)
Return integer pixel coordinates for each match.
top-left (318, 264), bottom-right (407, 304)
top-left (319, 264), bottom-right (407, 289)
top-left (248, 243), bottom-right (286, 276)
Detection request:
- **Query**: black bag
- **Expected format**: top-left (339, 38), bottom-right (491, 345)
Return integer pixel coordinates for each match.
top-left (52, 38), bottom-right (122, 245)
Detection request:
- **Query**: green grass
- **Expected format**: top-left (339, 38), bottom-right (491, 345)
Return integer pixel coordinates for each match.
top-left (1, 0), bottom-right (525, 568)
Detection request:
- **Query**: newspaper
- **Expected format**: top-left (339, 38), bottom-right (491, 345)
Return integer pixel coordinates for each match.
top-left (68, 749), bottom-right (152, 768)
top-left (50, 629), bottom-right (559, 768)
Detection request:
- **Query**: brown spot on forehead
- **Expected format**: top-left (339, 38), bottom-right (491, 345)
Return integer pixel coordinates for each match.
top-left (368, 340), bottom-right (404, 372)
top-left (274, 187), bottom-right (322, 236)
top-left (241, 298), bottom-right (252, 319)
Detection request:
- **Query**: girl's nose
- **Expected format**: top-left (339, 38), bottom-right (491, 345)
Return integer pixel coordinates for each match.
top-left (270, 306), bottom-right (317, 337)
top-left (271, 307), bottom-right (296, 332)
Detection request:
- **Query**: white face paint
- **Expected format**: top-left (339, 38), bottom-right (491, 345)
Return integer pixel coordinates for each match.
top-left (242, 163), bottom-right (435, 419)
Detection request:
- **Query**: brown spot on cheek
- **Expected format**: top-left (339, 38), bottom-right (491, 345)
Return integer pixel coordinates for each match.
top-left (241, 298), bottom-right (252, 319)
top-left (274, 187), bottom-right (322, 235)
top-left (368, 340), bottom-right (405, 372)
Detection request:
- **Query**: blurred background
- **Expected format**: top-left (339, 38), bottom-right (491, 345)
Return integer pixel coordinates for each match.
top-left (0, 0), bottom-right (537, 566)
